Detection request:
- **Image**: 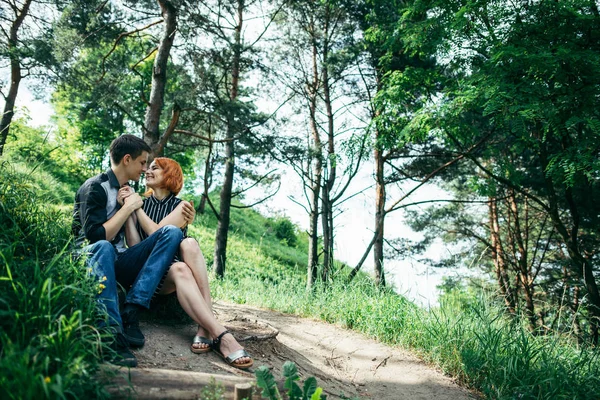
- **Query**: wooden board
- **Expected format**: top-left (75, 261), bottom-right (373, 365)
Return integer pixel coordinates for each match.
top-left (102, 366), bottom-right (257, 399)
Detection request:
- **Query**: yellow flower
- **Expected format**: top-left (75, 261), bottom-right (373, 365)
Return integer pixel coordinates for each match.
top-left (97, 283), bottom-right (106, 294)
top-left (102, 276), bottom-right (107, 282)
top-left (44, 376), bottom-right (51, 384)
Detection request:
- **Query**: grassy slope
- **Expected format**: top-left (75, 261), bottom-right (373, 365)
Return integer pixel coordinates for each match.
top-left (186, 196), bottom-right (600, 400)
top-left (2, 161), bottom-right (599, 399)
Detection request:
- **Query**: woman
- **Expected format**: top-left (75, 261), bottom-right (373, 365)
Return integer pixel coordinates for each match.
top-left (122, 157), bottom-right (252, 369)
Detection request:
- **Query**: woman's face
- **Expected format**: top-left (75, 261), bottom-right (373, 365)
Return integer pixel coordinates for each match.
top-left (145, 161), bottom-right (164, 189)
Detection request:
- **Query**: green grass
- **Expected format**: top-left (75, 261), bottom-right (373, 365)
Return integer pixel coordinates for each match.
top-left (2, 158), bottom-right (599, 399)
top-left (190, 203), bottom-right (600, 400)
top-left (0, 161), bottom-right (109, 399)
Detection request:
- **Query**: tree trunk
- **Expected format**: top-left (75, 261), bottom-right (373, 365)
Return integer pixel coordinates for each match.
top-left (198, 118), bottom-right (215, 215)
top-left (214, 0), bottom-right (243, 278)
top-left (320, 176), bottom-right (332, 282)
top-left (306, 12), bottom-right (322, 290)
top-left (373, 137), bottom-right (386, 287)
top-left (307, 188), bottom-right (319, 288)
top-left (572, 285), bottom-right (582, 342)
top-left (508, 191), bottom-right (537, 331)
top-left (489, 197), bottom-right (516, 314)
top-left (320, 5), bottom-right (336, 282)
top-left (143, 0), bottom-right (177, 155)
top-left (538, 143), bottom-right (600, 344)
top-left (0, 0), bottom-right (33, 156)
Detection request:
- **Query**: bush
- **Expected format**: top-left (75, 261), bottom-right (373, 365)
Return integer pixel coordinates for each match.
top-left (273, 217), bottom-right (298, 247)
top-left (0, 161), bottom-right (108, 399)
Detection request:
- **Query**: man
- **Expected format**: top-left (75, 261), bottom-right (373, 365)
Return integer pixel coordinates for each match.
top-left (72, 134), bottom-right (189, 367)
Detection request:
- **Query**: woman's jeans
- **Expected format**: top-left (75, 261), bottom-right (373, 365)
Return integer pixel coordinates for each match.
top-left (82, 225), bottom-right (183, 330)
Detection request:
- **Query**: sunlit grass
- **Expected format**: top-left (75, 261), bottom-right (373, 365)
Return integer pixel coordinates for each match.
top-left (3, 157), bottom-right (599, 399)
top-left (191, 213), bottom-right (600, 400)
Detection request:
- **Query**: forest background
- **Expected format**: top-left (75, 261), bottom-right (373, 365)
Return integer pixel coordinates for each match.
top-left (1, 0), bottom-right (600, 399)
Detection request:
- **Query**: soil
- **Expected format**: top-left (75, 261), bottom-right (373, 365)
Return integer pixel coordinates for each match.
top-left (133, 301), bottom-right (477, 400)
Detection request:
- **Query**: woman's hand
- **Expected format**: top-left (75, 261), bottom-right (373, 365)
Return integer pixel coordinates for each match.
top-left (182, 200), bottom-right (196, 226)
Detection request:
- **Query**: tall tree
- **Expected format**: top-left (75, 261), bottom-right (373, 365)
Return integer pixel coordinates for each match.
top-left (393, 0), bottom-right (600, 342)
top-left (143, 0), bottom-right (179, 156)
top-left (187, 0), bottom-right (283, 278)
top-left (271, 0), bottom-right (366, 287)
top-left (348, 0), bottom-right (448, 286)
top-left (0, 0), bottom-right (47, 155)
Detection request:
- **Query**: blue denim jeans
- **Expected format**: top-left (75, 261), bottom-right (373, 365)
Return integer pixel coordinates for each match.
top-left (83, 225), bottom-right (183, 329)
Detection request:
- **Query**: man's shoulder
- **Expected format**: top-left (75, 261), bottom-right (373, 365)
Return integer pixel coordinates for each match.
top-left (77, 172), bottom-right (110, 197)
top-left (83, 171), bottom-right (109, 185)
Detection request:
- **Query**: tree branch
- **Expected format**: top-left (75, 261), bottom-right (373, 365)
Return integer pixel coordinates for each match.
top-left (97, 19), bottom-right (164, 83)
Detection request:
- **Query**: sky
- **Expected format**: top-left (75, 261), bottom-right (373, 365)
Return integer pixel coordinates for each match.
top-left (7, 84), bottom-right (467, 307)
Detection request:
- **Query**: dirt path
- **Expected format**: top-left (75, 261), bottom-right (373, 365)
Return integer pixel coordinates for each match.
top-left (133, 301), bottom-right (476, 399)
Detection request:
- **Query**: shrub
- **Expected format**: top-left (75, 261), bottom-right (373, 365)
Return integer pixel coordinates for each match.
top-left (0, 161), bottom-right (108, 399)
top-left (273, 217), bottom-right (298, 247)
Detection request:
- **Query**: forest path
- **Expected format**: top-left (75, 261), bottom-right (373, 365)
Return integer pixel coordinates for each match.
top-left (132, 301), bottom-right (476, 399)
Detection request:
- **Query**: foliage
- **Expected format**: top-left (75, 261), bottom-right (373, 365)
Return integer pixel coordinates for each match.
top-left (3, 118), bottom-right (95, 197)
top-left (272, 217), bottom-right (298, 247)
top-left (360, 0), bottom-right (600, 341)
top-left (255, 362), bottom-right (325, 400)
top-left (0, 160), bottom-right (108, 399)
top-left (199, 377), bottom-right (225, 400)
top-left (194, 199), bottom-right (600, 399)
top-left (190, 194), bottom-right (308, 270)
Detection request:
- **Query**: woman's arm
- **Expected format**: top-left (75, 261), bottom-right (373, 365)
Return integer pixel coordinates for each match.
top-left (124, 212), bottom-right (142, 247)
top-left (136, 201), bottom-right (194, 236)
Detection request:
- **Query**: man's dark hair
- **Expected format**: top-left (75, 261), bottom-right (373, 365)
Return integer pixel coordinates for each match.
top-left (109, 134), bottom-right (152, 165)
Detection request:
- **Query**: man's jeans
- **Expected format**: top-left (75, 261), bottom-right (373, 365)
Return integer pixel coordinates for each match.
top-left (83, 225), bottom-right (183, 329)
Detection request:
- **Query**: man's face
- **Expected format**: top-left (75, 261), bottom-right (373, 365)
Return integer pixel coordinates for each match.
top-left (124, 151), bottom-right (149, 182)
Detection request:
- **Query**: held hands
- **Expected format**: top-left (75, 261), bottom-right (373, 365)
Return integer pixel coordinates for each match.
top-left (117, 185), bottom-right (135, 206)
top-left (123, 192), bottom-right (143, 211)
top-left (182, 200), bottom-right (195, 226)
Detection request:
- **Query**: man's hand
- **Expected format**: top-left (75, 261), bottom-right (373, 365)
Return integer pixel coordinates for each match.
top-left (182, 200), bottom-right (196, 226)
top-left (124, 193), bottom-right (143, 211)
top-left (118, 185), bottom-right (135, 206)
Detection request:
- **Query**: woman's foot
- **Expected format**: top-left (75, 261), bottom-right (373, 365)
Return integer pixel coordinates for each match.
top-left (211, 330), bottom-right (253, 369)
top-left (191, 326), bottom-right (211, 354)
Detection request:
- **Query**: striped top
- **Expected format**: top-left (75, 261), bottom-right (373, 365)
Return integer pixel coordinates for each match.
top-left (137, 193), bottom-right (187, 241)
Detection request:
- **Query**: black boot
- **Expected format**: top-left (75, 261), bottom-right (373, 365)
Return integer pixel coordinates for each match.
top-left (122, 304), bottom-right (145, 347)
top-left (104, 332), bottom-right (137, 367)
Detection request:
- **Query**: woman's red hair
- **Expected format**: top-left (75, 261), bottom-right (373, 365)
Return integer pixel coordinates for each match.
top-left (152, 157), bottom-right (184, 195)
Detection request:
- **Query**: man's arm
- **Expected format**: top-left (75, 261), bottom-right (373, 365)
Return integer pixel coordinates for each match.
top-left (103, 194), bottom-right (143, 241)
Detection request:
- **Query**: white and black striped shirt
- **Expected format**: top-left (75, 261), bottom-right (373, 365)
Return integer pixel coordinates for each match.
top-left (137, 193), bottom-right (187, 240)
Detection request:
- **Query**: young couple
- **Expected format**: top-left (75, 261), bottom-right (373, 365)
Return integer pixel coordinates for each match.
top-left (72, 134), bottom-right (252, 369)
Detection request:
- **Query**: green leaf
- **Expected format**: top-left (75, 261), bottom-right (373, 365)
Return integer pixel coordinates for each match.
top-left (255, 366), bottom-right (281, 400)
top-left (302, 377), bottom-right (318, 400)
top-left (283, 361), bottom-right (303, 399)
top-left (310, 386), bottom-right (323, 400)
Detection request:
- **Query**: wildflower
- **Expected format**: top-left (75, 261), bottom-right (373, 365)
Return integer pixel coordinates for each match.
top-left (44, 376), bottom-right (51, 384)
top-left (97, 283), bottom-right (106, 294)
top-left (102, 276), bottom-right (107, 282)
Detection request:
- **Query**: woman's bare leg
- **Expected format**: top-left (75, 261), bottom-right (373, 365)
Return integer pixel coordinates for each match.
top-left (160, 262), bottom-right (251, 366)
top-left (179, 238), bottom-right (213, 349)
top-left (180, 238), bottom-right (212, 307)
